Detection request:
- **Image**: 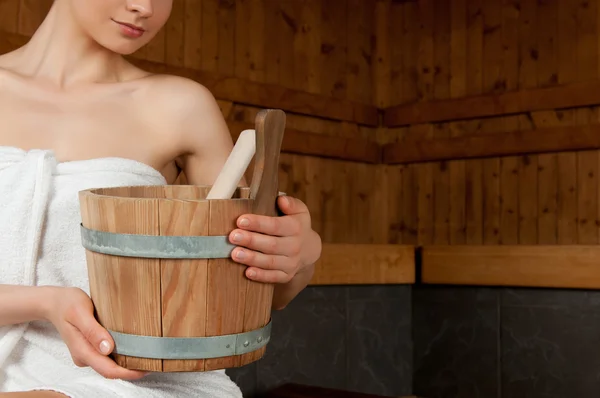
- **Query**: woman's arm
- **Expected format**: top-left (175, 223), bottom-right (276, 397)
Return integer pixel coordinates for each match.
top-left (168, 80), bottom-right (322, 309)
top-left (0, 284), bottom-right (54, 327)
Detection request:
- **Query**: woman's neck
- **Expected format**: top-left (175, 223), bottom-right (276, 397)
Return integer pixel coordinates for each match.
top-left (15, 1), bottom-right (127, 88)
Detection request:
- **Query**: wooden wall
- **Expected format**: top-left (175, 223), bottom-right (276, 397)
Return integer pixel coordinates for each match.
top-left (0, 0), bottom-right (385, 244)
top-left (376, 0), bottom-right (600, 247)
top-left (5, 0), bottom-right (598, 249)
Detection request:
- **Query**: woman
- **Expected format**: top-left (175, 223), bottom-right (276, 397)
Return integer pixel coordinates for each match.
top-left (0, 0), bottom-right (322, 397)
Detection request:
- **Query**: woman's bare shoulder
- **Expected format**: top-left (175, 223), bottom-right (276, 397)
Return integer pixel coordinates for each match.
top-left (138, 72), bottom-right (225, 130)
top-left (135, 70), bottom-right (230, 150)
top-left (141, 72), bottom-right (217, 107)
top-left (134, 71), bottom-right (233, 183)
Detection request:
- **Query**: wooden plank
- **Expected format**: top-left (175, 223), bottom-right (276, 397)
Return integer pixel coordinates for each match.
top-left (296, 0), bottom-right (321, 95)
top-left (391, 2), bottom-right (418, 246)
top-left (534, 0), bottom-right (559, 245)
top-left (399, 1), bottom-right (419, 104)
top-left (201, 0), bottom-right (219, 73)
top-left (308, 244), bottom-right (415, 285)
top-left (575, 0), bottom-right (599, 246)
top-left (347, 0), bottom-right (372, 104)
top-left (415, 0), bottom-right (434, 247)
top-left (533, 112), bottom-right (559, 245)
top-left (217, 0), bottom-right (235, 76)
top-left (373, 0), bottom-right (391, 108)
top-left (262, 0), bottom-right (280, 86)
top-left (164, 0), bottom-right (185, 66)
top-left (576, 110), bottom-right (598, 244)
top-left (422, 245), bottom-right (600, 290)
top-left (464, 0), bottom-right (484, 245)
top-left (234, 0), bottom-right (251, 80)
top-left (182, 0), bottom-right (202, 69)
top-left (497, 0), bottom-right (521, 247)
top-left (0, 30), bottom-right (378, 126)
top-left (382, 123), bottom-right (600, 165)
top-left (204, 200), bottom-right (251, 370)
top-left (432, 0), bottom-right (451, 245)
top-left (514, 0), bottom-right (538, 246)
top-left (320, 0), bottom-right (348, 99)
top-left (159, 197), bottom-right (208, 372)
top-left (227, 121), bottom-right (380, 163)
top-left (278, 1), bottom-right (297, 91)
top-left (480, 0), bottom-right (502, 246)
top-left (518, 153), bottom-right (538, 244)
top-left (382, 79), bottom-right (600, 127)
top-left (556, 0), bottom-right (578, 245)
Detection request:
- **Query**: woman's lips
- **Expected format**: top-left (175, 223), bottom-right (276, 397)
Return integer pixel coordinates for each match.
top-left (113, 20), bottom-right (145, 38)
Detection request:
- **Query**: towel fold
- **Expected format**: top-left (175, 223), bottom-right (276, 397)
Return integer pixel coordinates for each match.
top-left (0, 147), bottom-right (243, 398)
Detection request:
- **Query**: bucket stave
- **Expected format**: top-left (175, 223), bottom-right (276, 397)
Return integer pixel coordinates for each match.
top-left (79, 185), bottom-right (274, 372)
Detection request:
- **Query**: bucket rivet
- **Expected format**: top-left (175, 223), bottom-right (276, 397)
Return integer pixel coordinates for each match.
top-left (226, 344), bottom-right (231, 349)
top-left (258, 336), bottom-right (263, 343)
top-left (243, 340), bottom-right (250, 347)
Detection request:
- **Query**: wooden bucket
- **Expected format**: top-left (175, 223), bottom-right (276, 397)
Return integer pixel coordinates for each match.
top-left (77, 110), bottom-right (285, 373)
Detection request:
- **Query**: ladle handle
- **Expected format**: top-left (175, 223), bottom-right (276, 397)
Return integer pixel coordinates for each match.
top-left (249, 109), bottom-right (286, 217)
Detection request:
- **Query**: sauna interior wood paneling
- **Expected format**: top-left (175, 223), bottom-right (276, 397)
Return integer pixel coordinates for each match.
top-left (6, 0), bottom-right (600, 254)
top-left (375, 0), bottom-right (600, 248)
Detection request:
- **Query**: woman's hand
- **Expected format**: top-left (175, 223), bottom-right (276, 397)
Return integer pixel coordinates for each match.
top-left (45, 287), bottom-right (147, 380)
top-left (228, 195), bottom-right (322, 305)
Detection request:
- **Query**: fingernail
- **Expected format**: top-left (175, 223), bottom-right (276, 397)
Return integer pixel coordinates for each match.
top-left (247, 269), bottom-right (256, 278)
top-left (236, 249), bottom-right (246, 259)
top-left (99, 340), bottom-right (111, 355)
top-left (239, 218), bottom-right (250, 227)
top-left (232, 233), bottom-right (243, 242)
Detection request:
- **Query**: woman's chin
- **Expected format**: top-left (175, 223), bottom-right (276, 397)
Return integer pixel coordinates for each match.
top-left (95, 36), bottom-right (149, 56)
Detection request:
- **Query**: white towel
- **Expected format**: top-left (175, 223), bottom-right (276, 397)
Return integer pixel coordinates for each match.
top-left (0, 147), bottom-right (243, 398)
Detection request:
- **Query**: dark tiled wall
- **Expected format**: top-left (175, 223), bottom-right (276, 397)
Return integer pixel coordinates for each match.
top-left (413, 285), bottom-right (600, 398)
top-left (226, 284), bottom-right (600, 398)
top-left (226, 285), bottom-right (413, 397)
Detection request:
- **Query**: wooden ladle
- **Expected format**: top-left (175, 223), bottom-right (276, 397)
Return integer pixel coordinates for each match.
top-left (249, 109), bottom-right (286, 216)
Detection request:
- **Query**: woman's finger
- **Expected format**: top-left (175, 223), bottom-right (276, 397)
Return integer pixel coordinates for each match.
top-left (245, 267), bottom-right (291, 284)
top-left (68, 309), bottom-right (114, 356)
top-left (73, 330), bottom-right (146, 380)
top-left (64, 317), bottom-right (147, 380)
top-left (231, 247), bottom-right (289, 271)
top-left (231, 248), bottom-right (295, 283)
top-left (229, 230), bottom-right (300, 256)
top-left (236, 214), bottom-right (302, 237)
top-left (86, 351), bottom-right (148, 380)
